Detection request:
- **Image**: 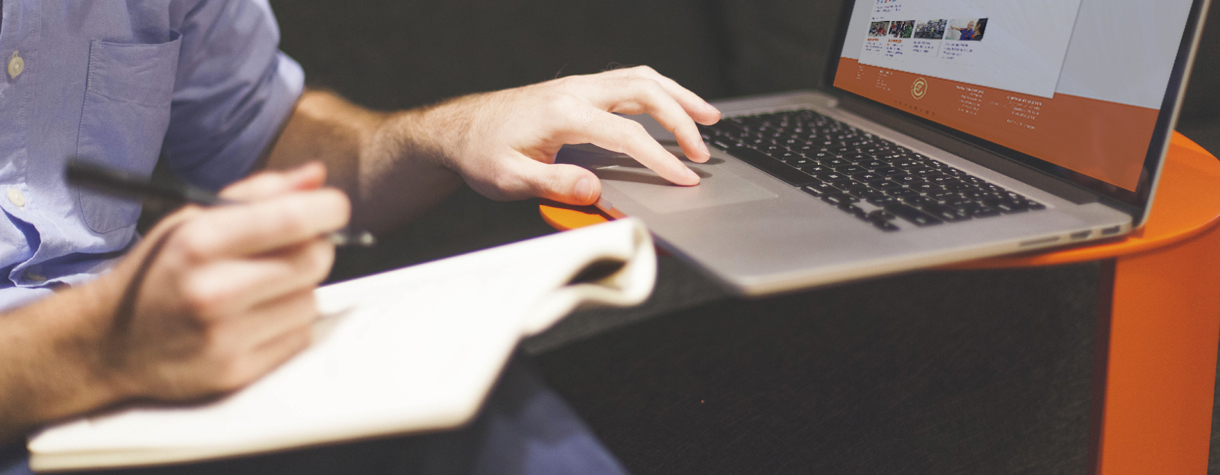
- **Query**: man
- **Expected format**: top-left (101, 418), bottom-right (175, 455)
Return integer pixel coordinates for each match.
top-left (0, 1), bottom-right (719, 473)
top-left (951, 21), bottom-right (977, 41)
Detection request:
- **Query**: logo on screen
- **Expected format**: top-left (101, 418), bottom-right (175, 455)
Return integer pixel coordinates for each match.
top-left (912, 77), bottom-right (928, 100)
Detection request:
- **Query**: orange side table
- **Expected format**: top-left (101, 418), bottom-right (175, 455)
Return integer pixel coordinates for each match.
top-left (541, 132), bottom-right (1220, 475)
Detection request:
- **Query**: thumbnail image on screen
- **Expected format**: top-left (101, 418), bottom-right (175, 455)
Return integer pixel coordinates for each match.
top-left (945, 18), bottom-right (987, 41)
top-left (913, 19), bottom-right (947, 39)
top-left (889, 20), bottom-right (915, 38)
top-left (868, 21), bottom-right (890, 37)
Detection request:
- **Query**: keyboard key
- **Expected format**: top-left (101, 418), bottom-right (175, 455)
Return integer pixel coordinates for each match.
top-left (983, 198), bottom-right (1029, 214)
top-left (727, 146), bottom-right (818, 185)
top-left (867, 210), bottom-right (896, 222)
top-left (884, 204), bottom-right (943, 227)
top-left (853, 190), bottom-right (888, 201)
top-left (972, 207), bottom-right (1002, 218)
top-left (853, 172), bottom-right (883, 182)
top-left (799, 164), bottom-right (832, 175)
top-left (891, 175), bottom-right (924, 185)
top-left (813, 172), bottom-right (848, 183)
top-left (866, 195), bottom-right (899, 206)
top-left (842, 184), bottom-right (874, 196)
top-left (941, 195), bottom-right (972, 207)
top-left (920, 203), bottom-right (971, 222)
top-left (870, 180), bottom-right (903, 191)
top-left (801, 183), bottom-right (838, 197)
top-left (928, 189), bottom-right (958, 200)
top-left (822, 194), bottom-right (859, 206)
top-left (888, 188), bottom-right (922, 198)
top-left (829, 179), bottom-right (857, 189)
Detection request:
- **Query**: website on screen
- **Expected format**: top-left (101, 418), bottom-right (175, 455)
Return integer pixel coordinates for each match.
top-left (834, 0), bottom-right (1194, 191)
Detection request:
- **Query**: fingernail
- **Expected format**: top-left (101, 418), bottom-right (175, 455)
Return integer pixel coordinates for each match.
top-left (704, 101), bottom-right (720, 114)
top-left (684, 168), bottom-right (700, 184)
top-left (574, 177), bottom-right (595, 203)
top-left (698, 139), bottom-right (711, 158)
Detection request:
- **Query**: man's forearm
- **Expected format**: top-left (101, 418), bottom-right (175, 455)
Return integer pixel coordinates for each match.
top-left (264, 90), bottom-right (465, 233)
top-left (0, 284), bottom-right (128, 445)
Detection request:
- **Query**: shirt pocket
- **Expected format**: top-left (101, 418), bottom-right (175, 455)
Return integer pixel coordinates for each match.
top-left (74, 30), bottom-right (181, 235)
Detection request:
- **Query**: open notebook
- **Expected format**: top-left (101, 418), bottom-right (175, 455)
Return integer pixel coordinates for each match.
top-left (28, 218), bottom-right (655, 472)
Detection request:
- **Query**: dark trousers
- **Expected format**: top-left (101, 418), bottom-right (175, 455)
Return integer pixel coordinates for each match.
top-left (1, 354), bottom-right (627, 475)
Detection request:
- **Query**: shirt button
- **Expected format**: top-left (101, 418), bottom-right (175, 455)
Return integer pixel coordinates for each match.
top-left (7, 51), bottom-right (23, 79)
top-left (7, 188), bottom-right (25, 208)
top-left (24, 270), bottom-right (46, 283)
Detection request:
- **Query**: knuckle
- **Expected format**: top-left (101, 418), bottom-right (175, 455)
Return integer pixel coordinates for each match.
top-left (552, 75), bottom-right (577, 90)
top-left (632, 65), bottom-right (658, 77)
top-left (544, 93), bottom-right (580, 114)
top-left (275, 203), bottom-right (312, 238)
top-left (623, 119), bottom-right (649, 138)
top-left (173, 226), bottom-right (216, 264)
top-left (181, 276), bottom-right (223, 317)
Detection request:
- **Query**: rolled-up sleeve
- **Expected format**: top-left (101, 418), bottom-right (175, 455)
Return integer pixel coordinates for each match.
top-left (161, 0), bottom-right (305, 190)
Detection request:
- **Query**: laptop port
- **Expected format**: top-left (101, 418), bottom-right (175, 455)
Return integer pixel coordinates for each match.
top-left (1100, 225), bottom-right (1122, 236)
top-left (1070, 231), bottom-right (1092, 240)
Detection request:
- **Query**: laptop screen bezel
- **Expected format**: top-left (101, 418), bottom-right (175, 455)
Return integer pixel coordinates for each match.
top-left (820, 0), bottom-right (1212, 222)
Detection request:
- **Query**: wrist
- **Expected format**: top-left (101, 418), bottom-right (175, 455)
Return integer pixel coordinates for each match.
top-left (75, 273), bottom-right (144, 403)
top-left (387, 94), bottom-right (483, 174)
top-left (0, 278), bottom-right (134, 435)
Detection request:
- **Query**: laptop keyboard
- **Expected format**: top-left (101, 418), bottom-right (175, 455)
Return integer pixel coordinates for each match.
top-left (698, 109), bottom-right (1045, 231)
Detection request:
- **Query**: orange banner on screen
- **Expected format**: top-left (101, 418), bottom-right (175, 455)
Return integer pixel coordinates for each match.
top-left (833, 58), bottom-right (1158, 191)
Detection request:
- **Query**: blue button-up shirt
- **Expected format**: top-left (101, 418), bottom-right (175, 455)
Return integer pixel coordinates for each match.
top-left (0, 0), bottom-right (304, 311)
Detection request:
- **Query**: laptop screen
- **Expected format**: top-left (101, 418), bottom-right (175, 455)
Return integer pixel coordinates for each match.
top-left (831, 0), bottom-right (1198, 194)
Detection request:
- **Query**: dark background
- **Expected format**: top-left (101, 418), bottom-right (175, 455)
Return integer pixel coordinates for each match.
top-left (269, 1), bottom-right (1220, 473)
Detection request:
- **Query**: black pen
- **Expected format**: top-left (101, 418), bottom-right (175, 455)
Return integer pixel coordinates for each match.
top-left (66, 158), bottom-right (376, 248)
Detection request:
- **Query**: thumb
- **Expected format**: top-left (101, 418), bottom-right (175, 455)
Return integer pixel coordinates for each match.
top-left (517, 160), bottom-right (602, 206)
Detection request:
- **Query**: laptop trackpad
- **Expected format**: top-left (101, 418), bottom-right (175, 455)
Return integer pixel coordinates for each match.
top-left (597, 165), bottom-right (778, 214)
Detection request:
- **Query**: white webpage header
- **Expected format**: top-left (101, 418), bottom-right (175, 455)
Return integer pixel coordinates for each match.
top-left (851, 0), bottom-right (1083, 98)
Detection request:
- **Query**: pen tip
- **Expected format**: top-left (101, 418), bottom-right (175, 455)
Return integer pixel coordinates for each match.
top-left (357, 231), bottom-right (376, 247)
top-left (329, 230), bottom-right (377, 248)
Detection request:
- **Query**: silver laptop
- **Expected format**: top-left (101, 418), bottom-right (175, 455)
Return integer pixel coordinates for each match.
top-left (559, 0), bottom-right (1212, 296)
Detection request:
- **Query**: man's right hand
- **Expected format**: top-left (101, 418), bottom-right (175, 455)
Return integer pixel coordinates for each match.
top-left (89, 162), bottom-right (349, 401)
